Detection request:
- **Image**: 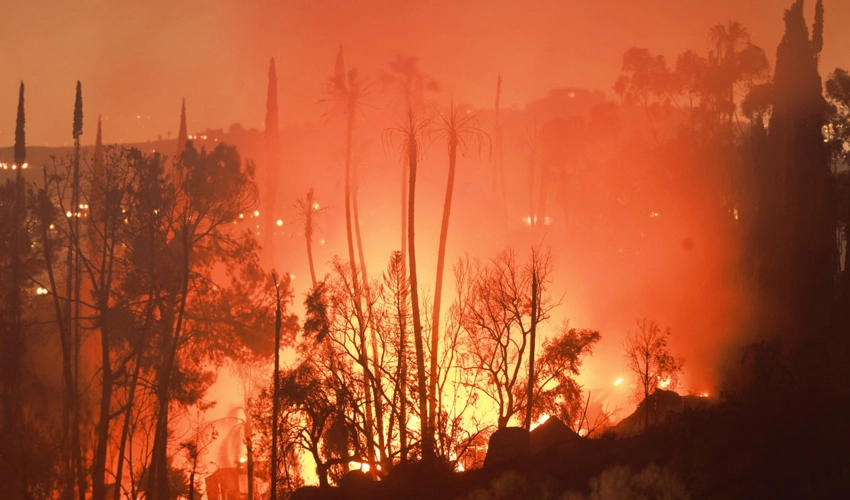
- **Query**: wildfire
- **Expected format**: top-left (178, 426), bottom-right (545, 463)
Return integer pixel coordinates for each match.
top-left (529, 414), bottom-right (550, 431)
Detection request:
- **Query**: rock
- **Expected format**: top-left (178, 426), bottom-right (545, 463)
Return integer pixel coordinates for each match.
top-left (291, 485), bottom-right (343, 500)
top-left (529, 416), bottom-right (582, 455)
top-left (611, 389), bottom-right (688, 437)
top-left (484, 427), bottom-right (530, 468)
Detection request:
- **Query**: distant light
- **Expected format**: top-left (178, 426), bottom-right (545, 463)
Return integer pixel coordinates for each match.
top-left (614, 378), bottom-right (623, 386)
top-left (699, 392), bottom-right (709, 398)
top-left (523, 216), bottom-right (532, 226)
top-left (36, 287), bottom-right (49, 295)
top-left (253, 210), bottom-right (260, 217)
top-left (276, 219), bottom-right (283, 227)
top-left (21, 162), bottom-right (28, 169)
top-left (543, 216), bottom-right (551, 225)
top-left (650, 212), bottom-right (659, 218)
top-left (312, 202), bottom-right (320, 210)
top-left (289, 274), bottom-right (295, 280)
top-left (320, 238), bottom-right (326, 245)
top-left (66, 211), bottom-right (73, 218)
top-left (239, 213), bottom-right (245, 219)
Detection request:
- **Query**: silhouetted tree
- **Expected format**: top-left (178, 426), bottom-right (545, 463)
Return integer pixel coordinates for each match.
top-left (264, 58), bottom-right (281, 260)
top-left (768, 0), bottom-right (835, 340)
top-left (294, 188), bottom-right (326, 288)
top-left (430, 101), bottom-right (488, 440)
top-left (456, 247), bottom-right (555, 429)
top-left (825, 69), bottom-right (850, 300)
top-left (1, 81), bottom-right (28, 500)
top-left (526, 325), bottom-right (600, 430)
top-left (145, 142), bottom-right (260, 500)
top-left (623, 319), bottom-right (683, 432)
top-left (176, 98), bottom-right (188, 159)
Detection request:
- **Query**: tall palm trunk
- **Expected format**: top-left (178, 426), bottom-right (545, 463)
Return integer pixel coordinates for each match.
top-left (524, 262), bottom-right (538, 430)
top-left (341, 83), bottom-right (377, 472)
top-left (352, 178), bottom-right (388, 463)
top-left (405, 110), bottom-right (432, 459)
top-left (429, 124), bottom-right (458, 440)
top-left (270, 274), bottom-right (283, 499)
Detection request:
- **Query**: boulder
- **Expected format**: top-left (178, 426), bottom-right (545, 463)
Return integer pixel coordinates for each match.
top-left (529, 416), bottom-right (582, 455)
top-left (484, 427), bottom-right (530, 468)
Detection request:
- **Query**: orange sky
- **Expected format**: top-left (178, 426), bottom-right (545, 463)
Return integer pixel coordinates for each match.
top-left (1, 0), bottom-right (847, 146)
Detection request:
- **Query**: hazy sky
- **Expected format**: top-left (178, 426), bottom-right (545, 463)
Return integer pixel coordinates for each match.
top-left (1, 0), bottom-right (848, 146)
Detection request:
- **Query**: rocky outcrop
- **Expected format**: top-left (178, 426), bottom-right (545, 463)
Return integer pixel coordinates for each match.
top-left (483, 427), bottom-right (530, 468)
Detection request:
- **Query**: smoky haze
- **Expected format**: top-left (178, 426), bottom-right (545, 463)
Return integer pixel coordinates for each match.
top-left (2, 0), bottom-right (848, 146)
top-left (3, 0), bottom-right (846, 407)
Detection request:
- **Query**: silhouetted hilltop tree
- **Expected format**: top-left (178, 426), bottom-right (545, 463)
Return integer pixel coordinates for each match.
top-left (767, 0), bottom-right (835, 340)
top-left (825, 68), bottom-right (850, 297)
top-left (263, 58), bottom-right (281, 260)
top-left (176, 98), bottom-right (188, 158)
top-left (1, 81), bottom-right (30, 500)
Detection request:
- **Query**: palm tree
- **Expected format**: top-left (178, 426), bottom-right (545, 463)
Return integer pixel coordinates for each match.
top-left (294, 188), bottom-right (326, 288)
top-left (707, 21), bottom-right (769, 126)
top-left (429, 100), bottom-right (487, 439)
top-left (386, 109), bottom-right (432, 458)
top-left (324, 46), bottom-right (380, 471)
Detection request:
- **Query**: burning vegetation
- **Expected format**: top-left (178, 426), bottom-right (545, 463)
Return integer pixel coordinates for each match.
top-left (1, 0), bottom-right (850, 499)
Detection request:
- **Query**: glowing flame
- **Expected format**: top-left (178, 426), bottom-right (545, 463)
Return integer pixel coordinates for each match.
top-left (529, 414), bottom-right (550, 431)
top-left (657, 377), bottom-right (671, 389)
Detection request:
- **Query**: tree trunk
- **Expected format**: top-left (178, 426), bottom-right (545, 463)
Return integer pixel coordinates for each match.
top-left (270, 276), bottom-right (282, 499)
top-left (429, 130), bottom-right (458, 441)
top-left (525, 258), bottom-right (539, 430)
top-left (353, 184), bottom-right (388, 465)
top-left (406, 112), bottom-right (433, 459)
top-left (38, 172), bottom-right (76, 500)
top-left (342, 93), bottom-right (377, 473)
top-left (148, 223), bottom-right (192, 500)
top-left (306, 235), bottom-right (316, 289)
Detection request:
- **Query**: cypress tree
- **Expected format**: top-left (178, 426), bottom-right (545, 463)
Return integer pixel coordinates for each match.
top-left (3, 80), bottom-right (26, 500)
top-left (768, 0), bottom-right (835, 339)
top-left (177, 98), bottom-right (188, 159)
top-left (264, 58), bottom-right (281, 260)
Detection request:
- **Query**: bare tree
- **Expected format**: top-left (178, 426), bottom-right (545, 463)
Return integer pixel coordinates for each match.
top-left (623, 318), bottom-right (684, 432)
top-left (457, 247), bottom-right (555, 428)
